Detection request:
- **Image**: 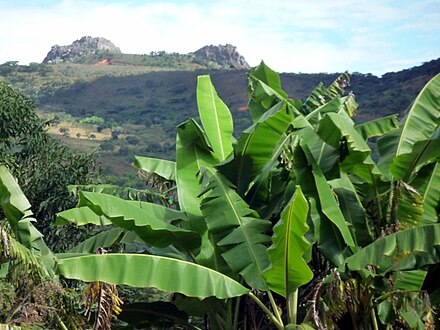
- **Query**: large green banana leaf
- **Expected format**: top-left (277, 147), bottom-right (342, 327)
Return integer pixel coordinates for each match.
top-left (250, 61), bottom-right (288, 99)
top-left (200, 167), bottom-right (271, 290)
top-left (317, 112), bottom-right (371, 170)
top-left (410, 162), bottom-right (440, 224)
top-left (175, 119), bottom-right (219, 266)
top-left (302, 72), bottom-right (350, 115)
top-left (56, 206), bottom-right (111, 226)
top-left (245, 132), bottom-right (297, 216)
top-left (67, 228), bottom-right (125, 253)
top-left (220, 101), bottom-right (293, 195)
top-left (197, 75), bottom-right (234, 162)
top-left (293, 145), bottom-right (346, 266)
top-left (396, 181), bottom-right (424, 229)
top-left (56, 254), bottom-right (249, 299)
top-left (247, 61), bottom-right (290, 121)
top-left (355, 114), bottom-right (399, 139)
top-left (175, 119), bottom-right (217, 230)
top-left (0, 165), bottom-right (33, 229)
top-left (246, 97), bottom-right (356, 214)
top-left (345, 224), bottom-right (440, 274)
top-left (328, 173), bottom-right (373, 247)
top-left (378, 73), bottom-right (440, 180)
top-left (262, 186), bottom-right (313, 297)
top-left (304, 96), bottom-right (344, 127)
top-left (67, 183), bottom-right (164, 202)
top-left (301, 142), bottom-right (355, 249)
top-left (78, 192), bottom-right (200, 250)
top-left (125, 199), bottom-right (187, 223)
top-left (315, 110), bottom-right (383, 184)
top-left (0, 165), bottom-right (55, 276)
top-left (133, 156), bottom-right (176, 181)
top-left (393, 269), bottom-right (427, 291)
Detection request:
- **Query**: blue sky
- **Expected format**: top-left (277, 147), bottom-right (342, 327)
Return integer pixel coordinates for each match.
top-left (0, 0), bottom-right (439, 75)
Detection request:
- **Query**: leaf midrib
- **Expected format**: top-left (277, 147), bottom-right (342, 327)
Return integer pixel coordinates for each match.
top-left (208, 82), bottom-right (226, 160)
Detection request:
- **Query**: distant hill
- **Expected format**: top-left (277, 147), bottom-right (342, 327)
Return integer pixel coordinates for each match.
top-left (1, 37), bottom-right (439, 184)
top-left (37, 57), bottom-right (440, 129)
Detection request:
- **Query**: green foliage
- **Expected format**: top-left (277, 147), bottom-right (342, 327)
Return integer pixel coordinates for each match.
top-left (53, 67), bottom-right (440, 329)
top-left (79, 115), bottom-right (105, 125)
top-left (0, 165), bottom-right (86, 329)
top-left (2, 63), bottom-right (439, 329)
top-left (0, 83), bottom-right (98, 249)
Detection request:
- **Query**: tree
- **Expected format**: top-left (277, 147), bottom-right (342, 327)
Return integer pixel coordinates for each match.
top-left (125, 135), bottom-right (140, 145)
top-left (79, 115), bottom-right (105, 126)
top-left (0, 83), bottom-right (97, 249)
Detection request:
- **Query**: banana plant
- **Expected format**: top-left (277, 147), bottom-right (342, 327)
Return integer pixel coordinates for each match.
top-left (54, 66), bottom-right (440, 329)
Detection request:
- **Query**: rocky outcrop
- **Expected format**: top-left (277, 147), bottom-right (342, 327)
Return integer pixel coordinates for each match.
top-left (191, 44), bottom-right (250, 69)
top-left (43, 36), bottom-right (122, 64)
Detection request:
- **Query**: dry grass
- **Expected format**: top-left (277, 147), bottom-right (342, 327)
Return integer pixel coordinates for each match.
top-left (47, 120), bottom-right (112, 140)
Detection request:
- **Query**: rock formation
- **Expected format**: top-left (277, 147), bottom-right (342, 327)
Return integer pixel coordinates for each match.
top-left (43, 36), bottom-right (121, 63)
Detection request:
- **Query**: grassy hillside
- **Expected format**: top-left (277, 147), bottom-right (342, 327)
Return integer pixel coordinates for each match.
top-left (2, 57), bottom-right (439, 185)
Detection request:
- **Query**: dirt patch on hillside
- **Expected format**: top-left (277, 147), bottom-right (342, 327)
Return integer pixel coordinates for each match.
top-left (48, 121), bottom-right (112, 140)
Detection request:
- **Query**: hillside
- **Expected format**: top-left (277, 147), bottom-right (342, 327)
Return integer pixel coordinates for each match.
top-left (1, 36), bottom-right (439, 184)
top-left (37, 58), bottom-right (440, 132)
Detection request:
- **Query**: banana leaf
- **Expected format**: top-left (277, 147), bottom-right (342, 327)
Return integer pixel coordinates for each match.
top-left (293, 145), bottom-right (345, 266)
top-left (197, 75), bottom-right (234, 161)
top-left (262, 186), bottom-right (313, 297)
top-left (176, 119), bottom-right (217, 231)
top-left (378, 73), bottom-right (440, 180)
top-left (328, 173), bottom-right (373, 247)
top-left (67, 183), bottom-right (164, 202)
top-left (0, 165), bottom-right (55, 277)
top-left (57, 253), bottom-right (249, 299)
top-left (304, 96), bottom-right (344, 127)
top-left (200, 167), bottom-right (271, 290)
top-left (219, 100), bottom-right (293, 195)
top-left (302, 72), bottom-right (350, 115)
top-left (247, 61), bottom-right (290, 121)
top-left (396, 181), bottom-right (424, 229)
top-left (355, 114), bottom-right (399, 139)
top-left (393, 270), bottom-right (427, 291)
top-left (345, 224), bottom-right (440, 274)
top-left (55, 206), bottom-right (111, 226)
top-left (317, 112), bottom-right (371, 169)
top-left (301, 143), bottom-right (355, 249)
top-left (67, 228), bottom-right (125, 253)
top-left (78, 192), bottom-right (200, 251)
top-left (175, 119), bottom-right (219, 266)
top-left (410, 162), bottom-right (440, 224)
top-left (133, 156), bottom-right (176, 181)
top-left (250, 61), bottom-right (288, 99)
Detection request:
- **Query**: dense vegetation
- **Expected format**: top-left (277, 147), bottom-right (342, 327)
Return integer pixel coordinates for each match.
top-left (0, 83), bottom-right (98, 248)
top-left (1, 62), bottom-right (439, 329)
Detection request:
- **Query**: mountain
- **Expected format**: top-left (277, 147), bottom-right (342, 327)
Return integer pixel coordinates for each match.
top-left (191, 44), bottom-right (250, 69)
top-left (43, 36), bottom-right (122, 64)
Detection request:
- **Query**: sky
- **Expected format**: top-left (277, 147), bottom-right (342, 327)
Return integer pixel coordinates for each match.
top-left (0, 0), bottom-right (439, 76)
